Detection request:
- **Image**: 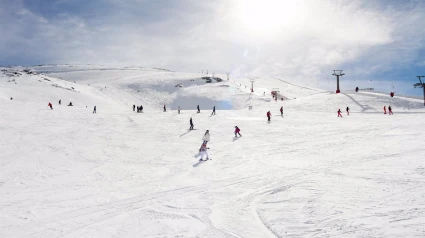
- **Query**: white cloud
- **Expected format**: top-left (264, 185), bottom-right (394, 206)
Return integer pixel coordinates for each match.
top-left (1, 0), bottom-right (425, 94)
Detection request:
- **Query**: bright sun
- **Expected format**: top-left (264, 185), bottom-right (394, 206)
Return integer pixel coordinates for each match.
top-left (234, 0), bottom-right (300, 35)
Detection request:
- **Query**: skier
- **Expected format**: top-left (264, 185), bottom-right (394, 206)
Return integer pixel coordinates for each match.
top-left (48, 102), bottom-right (53, 110)
top-left (234, 126), bottom-right (241, 137)
top-left (59, 99), bottom-right (61, 105)
top-left (211, 106), bottom-right (216, 116)
top-left (388, 105), bottom-right (393, 115)
top-left (267, 111), bottom-right (271, 122)
top-left (384, 106), bottom-right (387, 114)
top-left (280, 106), bottom-right (283, 117)
top-left (355, 87), bottom-right (359, 92)
top-left (197, 105), bottom-right (200, 113)
top-left (338, 109), bottom-right (342, 117)
top-left (163, 104), bottom-right (166, 112)
top-left (190, 117), bottom-right (194, 130)
top-left (178, 106), bottom-right (181, 114)
top-left (10, 97), bottom-right (13, 100)
top-left (68, 102), bottom-right (73, 106)
top-left (346, 106), bottom-right (350, 115)
top-left (199, 142), bottom-right (209, 161)
top-left (140, 105), bottom-right (143, 112)
top-left (202, 130), bottom-right (210, 144)
top-left (93, 106), bottom-right (96, 113)
top-left (133, 104), bottom-right (135, 112)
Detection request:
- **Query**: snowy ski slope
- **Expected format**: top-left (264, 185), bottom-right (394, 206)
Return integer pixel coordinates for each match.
top-left (1, 65), bottom-right (424, 238)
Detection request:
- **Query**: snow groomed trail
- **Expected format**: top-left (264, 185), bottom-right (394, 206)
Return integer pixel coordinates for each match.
top-left (1, 66), bottom-right (424, 238)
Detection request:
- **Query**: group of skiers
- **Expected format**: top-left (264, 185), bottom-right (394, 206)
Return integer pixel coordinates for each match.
top-left (197, 126), bottom-right (242, 161)
top-left (384, 105), bottom-right (393, 115)
top-left (337, 107), bottom-right (350, 117)
top-left (338, 106), bottom-right (393, 117)
top-left (133, 104), bottom-right (143, 113)
top-left (47, 100), bottom-right (96, 112)
top-left (264, 106), bottom-right (284, 122)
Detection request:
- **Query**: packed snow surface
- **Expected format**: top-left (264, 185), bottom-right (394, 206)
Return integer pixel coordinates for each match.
top-left (1, 65), bottom-right (424, 237)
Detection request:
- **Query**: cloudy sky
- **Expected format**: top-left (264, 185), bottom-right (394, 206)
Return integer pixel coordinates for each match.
top-left (1, 0), bottom-right (425, 94)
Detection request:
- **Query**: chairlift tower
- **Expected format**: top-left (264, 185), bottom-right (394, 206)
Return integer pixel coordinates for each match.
top-left (250, 79), bottom-right (255, 92)
top-left (413, 76), bottom-right (425, 106)
top-left (332, 70), bottom-right (345, 93)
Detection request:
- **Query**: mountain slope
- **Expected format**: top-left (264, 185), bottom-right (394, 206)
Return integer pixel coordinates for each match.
top-left (1, 65), bottom-right (424, 238)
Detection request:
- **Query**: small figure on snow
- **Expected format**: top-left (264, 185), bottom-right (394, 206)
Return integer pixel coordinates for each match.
top-left (355, 87), bottom-right (359, 92)
top-left (384, 106), bottom-right (387, 114)
top-left (133, 104), bottom-right (135, 112)
top-left (93, 106), bottom-right (96, 113)
top-left (48, 102), bottom-right (53, 110)
top-left (267, 111), bottom-right (271, 122)
top-left (59, 99), bottom-right (61, 105)
top-left (68, 102), bottom-right (73, 106)
top-left (10, 97), bottom-right (13, 100)
top-left (140, 105), bottom-right (143, 113)
top-left (190, 117), bottom-right (194, 130)
top-left (388, 105), bottom-right (393, 115)
top-left (346, 106), bottom-right (350, 115)
top-left (202, 130), bottom-right (210, 144)
top-left (234, 126), bottom-right (241, 137)
top-left (338, 109), bottom-right (342, 117)
top-left (211, 106), bottom-right (216, 116)
top-left (197, 105), bottom-right (200, 113)
top-left (178, 106), bottom-right (181, 114)
top-left (163, 104), bottom-right (166, 112)
top-left (280, 106), bottom-right (283, 117)
top-left (199, 142), bottom-right (209, 161)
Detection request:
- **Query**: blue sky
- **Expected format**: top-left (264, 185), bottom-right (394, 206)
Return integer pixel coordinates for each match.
top-left (1, 0), bottom-right (425, 95)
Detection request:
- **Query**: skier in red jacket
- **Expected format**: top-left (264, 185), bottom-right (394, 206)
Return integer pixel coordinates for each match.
top-left (337, 109), bottom-right (342, 117)
top-left (267, 111), bottom-right (271, 122)
top-left (383, 106), bottom-right (387, 114)
top-left (48, 102), bottom-right (53, 110)
top-left (234, 126), bottom-right (241, 137)
top-left (280, 106), bottom-right (283, 117)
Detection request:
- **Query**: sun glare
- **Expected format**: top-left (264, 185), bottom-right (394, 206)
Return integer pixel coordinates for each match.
top-left (234, 0), bottom-right (300, 35)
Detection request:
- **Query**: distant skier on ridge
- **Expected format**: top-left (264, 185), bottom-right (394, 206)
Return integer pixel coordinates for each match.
top-left (388, 105), bottom-right (393, 115)
top-left (211, 106), bottom-right (216, 116)
top-left (197, 105), bottom-right (200, 113)
top-left (346, 106), bottom-right (350, 115)
top-left (164, 104), bottom-right (166, 112)
top-left (338, 109), bottom-right (342, 117)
